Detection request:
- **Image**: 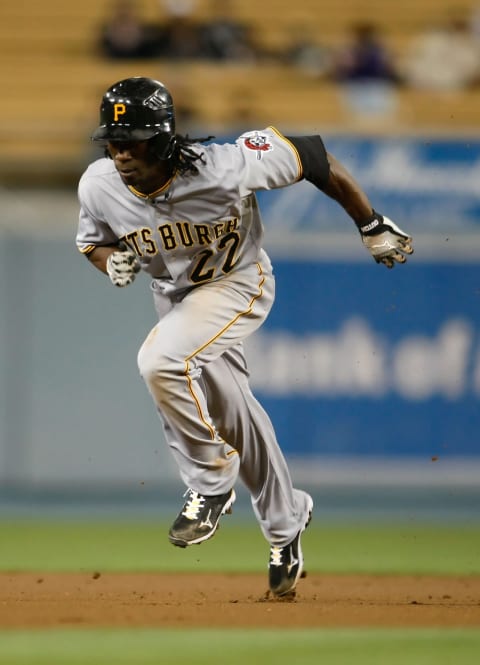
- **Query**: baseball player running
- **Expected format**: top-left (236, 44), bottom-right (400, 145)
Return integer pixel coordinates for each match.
top-left (76, 77), bottom-right (413, 598)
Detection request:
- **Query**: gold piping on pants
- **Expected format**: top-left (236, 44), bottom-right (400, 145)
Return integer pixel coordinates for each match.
top-left (184, 263), bottom-right (266, 441)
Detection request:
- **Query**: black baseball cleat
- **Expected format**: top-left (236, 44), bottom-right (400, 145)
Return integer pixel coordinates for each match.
top-left (168, 488), bottom-right (236, 548)
top-left (268, 497), bottom-right (313, 597)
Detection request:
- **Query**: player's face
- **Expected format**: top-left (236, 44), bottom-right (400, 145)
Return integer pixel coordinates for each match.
top-left (107, 140), bottom-right (167, 192)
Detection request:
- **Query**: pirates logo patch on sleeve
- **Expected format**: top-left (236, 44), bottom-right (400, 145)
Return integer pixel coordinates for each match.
top-left (243, 132), bottom-right (273, 159)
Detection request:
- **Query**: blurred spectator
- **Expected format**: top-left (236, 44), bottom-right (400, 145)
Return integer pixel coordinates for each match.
top-left (99, 0), bottom-right (157, 60)
top-left (150, 0), bottom-right (203, 59)
top-left (401, 15), bottom-right (480, 91)
top-left (331, 22), bottom-right (401, 119)
top-left (157, 14), bottom-right (204, 59)
top-left (198, 0), bottom-right (258, 62)
top-left (331, 22), bottom-right (401, 84)
top-left (282, 23), bottom-right (332, 78)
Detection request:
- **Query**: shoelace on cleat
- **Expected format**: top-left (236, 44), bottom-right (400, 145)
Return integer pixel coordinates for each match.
top-left (181, 490), bottom-right (205, 520)
top-left (270, 546), bottom-right (284, 567)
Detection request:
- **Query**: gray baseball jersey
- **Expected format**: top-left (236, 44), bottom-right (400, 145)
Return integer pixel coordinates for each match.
top-left (76, 127), bottom-right (313, 546)
top-left (77, 127), bottom-right (301, 291)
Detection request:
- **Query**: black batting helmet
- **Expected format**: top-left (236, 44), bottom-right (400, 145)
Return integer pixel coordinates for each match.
top-left (91, 77), bottom-right (176, 160)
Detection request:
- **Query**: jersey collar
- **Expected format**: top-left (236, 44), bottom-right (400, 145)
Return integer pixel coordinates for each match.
top-left (127, 172), bottom-right (176, 201)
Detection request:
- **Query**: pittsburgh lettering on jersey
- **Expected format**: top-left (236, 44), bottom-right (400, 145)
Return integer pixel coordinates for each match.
top-left (121, 218), bottom-right (239, 256)
top-left (124, 228), bottom-right (156, 255)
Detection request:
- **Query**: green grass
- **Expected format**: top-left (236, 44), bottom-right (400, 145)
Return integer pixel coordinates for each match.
top-left (0, 520), bottom-right (479, 575)
top-left (0, 628), bottom-right (479, 665)
top-left (1, 522), bottom-right (479, 665)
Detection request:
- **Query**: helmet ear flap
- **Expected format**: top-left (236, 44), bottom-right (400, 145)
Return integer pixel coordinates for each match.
top-left (149, 134), bottom-right (177, 160)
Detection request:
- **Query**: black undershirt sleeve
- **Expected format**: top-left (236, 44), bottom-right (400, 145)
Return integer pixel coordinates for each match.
top-left (285, 135), bottom-right (330, 190)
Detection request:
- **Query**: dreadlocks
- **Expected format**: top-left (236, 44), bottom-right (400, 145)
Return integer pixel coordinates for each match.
top-left (171, 134), bottom-right (215, 176)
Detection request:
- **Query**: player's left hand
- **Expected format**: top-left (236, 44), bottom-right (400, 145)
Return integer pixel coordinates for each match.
top-left (106, 249), bottom-right (141, 287)
top-left (359, 212), bottom-right (413, 269)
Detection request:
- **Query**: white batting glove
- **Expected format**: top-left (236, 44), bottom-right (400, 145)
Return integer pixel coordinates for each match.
top-left (359, 212), bottom-right (413, 269)
top-left (106, 250), bottom-right (141, 287)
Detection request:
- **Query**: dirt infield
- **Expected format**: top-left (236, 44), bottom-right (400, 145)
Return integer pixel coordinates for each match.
top-left (1, 573), bottom-right (480, 629)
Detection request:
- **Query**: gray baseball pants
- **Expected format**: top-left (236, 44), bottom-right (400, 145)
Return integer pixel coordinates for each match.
top-left (137, 250), bottom-right (311, 546)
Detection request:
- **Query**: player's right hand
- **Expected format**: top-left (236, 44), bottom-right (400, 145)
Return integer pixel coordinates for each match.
top-left (359, 213), bottom-right (413, 269)
top-left (106, 250), bottom-right (141, 287)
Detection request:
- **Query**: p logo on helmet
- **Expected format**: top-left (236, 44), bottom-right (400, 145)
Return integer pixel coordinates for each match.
top-left (113, 103), bottom-right (126, 122)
